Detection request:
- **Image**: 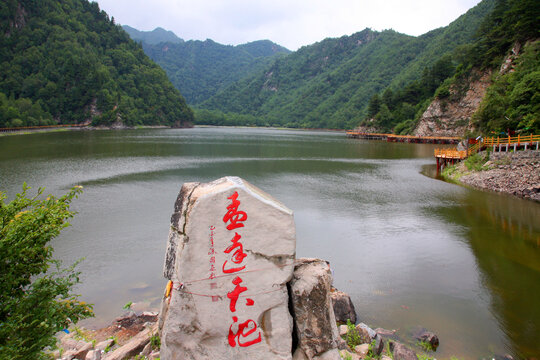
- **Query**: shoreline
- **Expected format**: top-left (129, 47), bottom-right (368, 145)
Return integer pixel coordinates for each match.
top-left (0, 124), bottom-right (347, 137)
top-left (441, 150), bottom-right (540, 202)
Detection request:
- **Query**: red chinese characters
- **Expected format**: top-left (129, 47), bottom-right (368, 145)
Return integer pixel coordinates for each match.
top-left (209, 226), bottom-right (217, 301)
top-left (222, 191), bottom-right (261, 348)
top-left (223, 192), bottom-right (247, 230)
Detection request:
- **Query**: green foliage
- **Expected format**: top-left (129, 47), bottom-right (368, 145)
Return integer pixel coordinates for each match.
top-left (464, 152), bottom-right (490, 171)
top-left (198, 0), bottom-right (494, 129)
top-left (365, 339), bottom-right (381, 360)
top-left (150, 333), bottom-right (160, 351)
top-left (367, 53), bottom-right (457, 132)
top-left (416, 340), bottom-right (434, 352)
top-left (0, 92), bottom-right (54, 128)
top-left (473, 40), bottom-right (540, 134)
top-left (0, 184), bottom-right (93, 359)
top-left (0, 0), bottom-right (193, 128)
top-left (132, 31), bottom-right (290, 105)
top-left (345, 319), bottom-right (362, 349)
top-left (123, 301), bottom-right (133, 310)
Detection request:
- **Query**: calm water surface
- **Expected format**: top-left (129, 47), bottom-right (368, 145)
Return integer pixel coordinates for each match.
top-left (1, 128), bottom-right (539, 359)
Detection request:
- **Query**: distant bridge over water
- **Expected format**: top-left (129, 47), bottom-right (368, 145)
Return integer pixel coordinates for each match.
top-left (346, 131), bottom-right (460, 144)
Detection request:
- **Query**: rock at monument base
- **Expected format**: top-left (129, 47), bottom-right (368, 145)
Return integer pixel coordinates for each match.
top-left (389, 341), bottom-right (418, 360)
top-left (415, 330), bottom-right (439, 349)
top-left (290, 258), bottom-right (341, 360)
top-left (159, 177), bottom-right (296, 360)
top-left (330, 290), bottom-right (357, 324)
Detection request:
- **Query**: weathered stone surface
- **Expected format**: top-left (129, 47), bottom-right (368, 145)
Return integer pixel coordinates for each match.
top-left (62, 341), bottom-right (92, 360)
top-left (354, 343), bottom-right (369, 357)
top-left (85, 349), bottom-right (102, 360)
top-left (389, 341), bottom-right (417, 360)
top-left (339, 350), bottom-right (360, 360)
top-left (290, 258), bottom-right (340, 360)
top-left (415, 330), bottom-right (439, 350)
top-left (330, 290), bottom-right (357, 324)
top-left (338, 325), bottom-right (349, 337)
top-left (374, 328), bottom-right (397, 337)
top-left (103, 323), bottom-right (157, 360)
top-left (95, 338), bottom-right (115, 352)
top-left (371, 335), bottom-right (384, 356)
top-left (356, 323), bottom-right (376, 340)
top-left (336, 336), bottom-right (350, 351)
top-left (354, 325), bottom-right (372, 345)
top-left (159, 177), bottom-right (296, 360)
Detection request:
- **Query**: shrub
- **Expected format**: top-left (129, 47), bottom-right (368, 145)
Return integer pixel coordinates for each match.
top-left (0, 184), bottom-right (93, 359)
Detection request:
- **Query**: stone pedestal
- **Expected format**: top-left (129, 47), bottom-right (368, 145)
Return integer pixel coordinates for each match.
top-left (159, 177), bottom-right (296, 360)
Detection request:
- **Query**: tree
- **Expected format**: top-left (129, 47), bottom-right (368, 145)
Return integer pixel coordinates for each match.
top-left (0, 185), bottom-right (93, 359)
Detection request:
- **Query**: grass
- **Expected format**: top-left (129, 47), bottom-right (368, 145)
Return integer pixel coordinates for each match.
top-left (150, 332), bottom-right (160, 351)
top-left (345, 319), bottom-right (363, 349)
top-left (464, 152), bottom-right (490, 171)
top-left (416, 340), bottom-right (435, 352)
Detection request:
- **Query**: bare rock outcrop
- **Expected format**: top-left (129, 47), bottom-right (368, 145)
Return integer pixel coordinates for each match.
top-left (290, 258), bottom-right (341, 360)
top-left (414, 70), bottom-right (492, 137)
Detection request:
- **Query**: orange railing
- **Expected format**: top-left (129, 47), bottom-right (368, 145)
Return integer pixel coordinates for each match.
top-left (435, 134), bottom-right (540, 159)
top-left (434, 148), bottom-right (468, 159)
top-left (483, 134), bottom-right (540, 146)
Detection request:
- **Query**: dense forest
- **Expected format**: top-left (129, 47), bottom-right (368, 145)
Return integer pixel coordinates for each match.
top-left (0, 0), bottom-right (193, 128)
top-left (124, 27), bottom-right (290, 105)
top-left (196, 0), bottom-right (495, 129)
top-left (366, 0), bottom-right (539, 134)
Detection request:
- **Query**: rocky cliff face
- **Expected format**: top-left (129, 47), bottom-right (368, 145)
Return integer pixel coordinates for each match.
top-left (414, 69), bottom-right (492, 137)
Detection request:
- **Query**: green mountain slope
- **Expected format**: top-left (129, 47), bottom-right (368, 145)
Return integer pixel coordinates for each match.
top-left (122, 25), bottom-right (184, 45)
top-left (0, 0), bottom-right (193, 128)
top-left (368, 0), bottom-right (539, 135)
top-left (128, 31), bottom-right (291, 105)
top-left (470, 0), bottom-right (540, 134)
top-left (199, 0), bottom-right (494, 129)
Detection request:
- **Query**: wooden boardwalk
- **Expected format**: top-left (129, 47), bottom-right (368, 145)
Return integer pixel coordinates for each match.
top-left (434, 134), bottom-right (540, 173)
top-left (346, 131), bottom-right (460, 144)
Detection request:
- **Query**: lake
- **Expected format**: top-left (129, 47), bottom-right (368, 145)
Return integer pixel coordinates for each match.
top-left (1, 127), bottom-right (539, 359)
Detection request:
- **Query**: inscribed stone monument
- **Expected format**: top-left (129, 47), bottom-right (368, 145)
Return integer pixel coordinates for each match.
top-left (159, 177), bottom-right (296, 360)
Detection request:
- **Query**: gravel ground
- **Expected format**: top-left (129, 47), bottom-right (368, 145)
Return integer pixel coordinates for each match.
top-left (448, 150), bottom-right (540, 202)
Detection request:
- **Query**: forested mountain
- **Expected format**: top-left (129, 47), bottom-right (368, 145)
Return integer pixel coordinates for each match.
top-left (122, 25), bottom-right (184, 45)
top-left (124, 27), bottom-right (291, 105)
top-left (368, 0), bottom-right (539, 134)
top-left (198, 0), bottom-right (495, 129)
top-left (0, 0), bottom-right (193, 128)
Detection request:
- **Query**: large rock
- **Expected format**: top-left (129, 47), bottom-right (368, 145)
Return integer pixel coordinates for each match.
top-left (415, 330), bottom-right (439, 350)
top-left (159, 177), bottom-right (296, 360)
top-left (290, 258), bottom-right (340, 360)
top-left (330, 290), bottom-right (356, 324)
top-left (389, 341), bottom-right (417, 360)
top-left (103, 323), bottom-right (157, 360)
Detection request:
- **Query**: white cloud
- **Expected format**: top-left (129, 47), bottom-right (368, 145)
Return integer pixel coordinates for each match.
top-left (95, 0), bottom-right (483, 50)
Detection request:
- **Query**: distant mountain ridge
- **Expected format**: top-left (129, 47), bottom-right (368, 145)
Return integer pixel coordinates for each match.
top-left (122, 25), bottom-right (184, 45)
top-left (198, 0), bottom-right (496, 129)
top-left (122, 26), bottom-right (290, 105)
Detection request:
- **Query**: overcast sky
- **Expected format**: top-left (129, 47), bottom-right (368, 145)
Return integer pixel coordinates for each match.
top-left (95, 0), bottom-right (483, 50)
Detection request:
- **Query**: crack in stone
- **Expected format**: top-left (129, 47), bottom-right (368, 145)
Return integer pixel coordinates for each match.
top-left (244, 249), bottom-right (294, 267)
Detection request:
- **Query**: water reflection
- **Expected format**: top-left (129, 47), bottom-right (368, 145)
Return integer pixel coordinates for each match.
top-left (435, 189), bottom-right (540, 358)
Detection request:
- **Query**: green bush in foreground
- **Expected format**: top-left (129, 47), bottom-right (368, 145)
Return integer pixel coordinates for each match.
top-left (0, 184), bottom-right (93, 359)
